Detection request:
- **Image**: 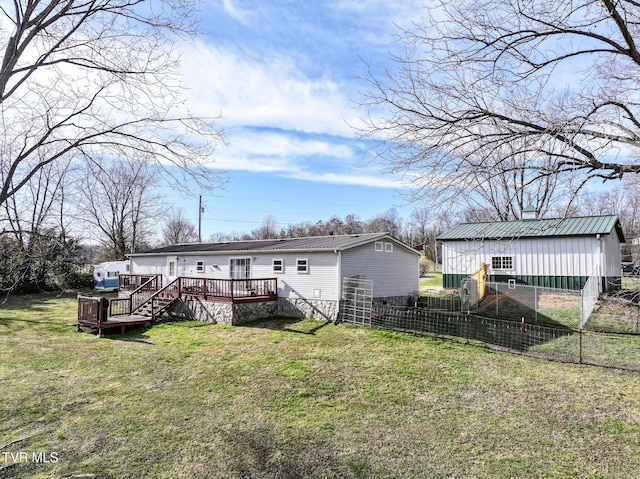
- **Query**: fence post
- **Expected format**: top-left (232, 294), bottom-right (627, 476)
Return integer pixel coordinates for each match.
top-left (579, 328), bottom-right (583, 364)
top-left (520, 316), bottom-right (525, 354)
top-left (465, 312), bottom-right (470, 344)
top-left (580, 287), bottom-right (584, 330)
top-left (413, 304), bottom-right (417, 336)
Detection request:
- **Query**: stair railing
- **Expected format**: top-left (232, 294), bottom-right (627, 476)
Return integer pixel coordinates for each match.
top-left (129, 275), bottom-right (163, 313)
top-left (144, 278), bottom-right (182, 321)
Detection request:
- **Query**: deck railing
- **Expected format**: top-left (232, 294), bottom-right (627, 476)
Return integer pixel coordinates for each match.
top-left (150, 279), bottom-right (181, 319)
top-left (119, 274), bottom-right (162, 292)
top-left (179, 277), bottom-right (278, 302)
top-left (130, 275), bottom-right (163, 312)
top-left (115, 274), bottom-right (278, 305)
top-left (77, 296), bottom-right (106, 324)
top-left (109, 298), bottom-right (132, 317)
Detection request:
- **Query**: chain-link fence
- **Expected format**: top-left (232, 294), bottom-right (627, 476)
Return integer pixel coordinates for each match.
top-left (367, 305), bottom-right (640, 371)
top-left (581, 274), bottom-right (600, 328)
top-left (476, 282), bottom-right (583, 328)
top-left (420, 282), bottom-right (587, 328)
top-left (417, 289), bottom-right (460, 311)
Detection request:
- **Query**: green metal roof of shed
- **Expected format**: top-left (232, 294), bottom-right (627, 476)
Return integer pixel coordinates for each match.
top-left (437, 215), bottom-right (625, 242)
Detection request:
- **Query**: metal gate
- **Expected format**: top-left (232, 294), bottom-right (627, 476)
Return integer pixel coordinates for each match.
top-left (340, 277), bottom-right (373, 326)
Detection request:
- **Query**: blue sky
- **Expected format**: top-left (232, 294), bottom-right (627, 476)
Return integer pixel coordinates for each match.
top-left (166, 0), bottom-right (427, 238)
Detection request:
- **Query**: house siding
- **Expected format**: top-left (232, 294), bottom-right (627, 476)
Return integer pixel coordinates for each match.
top-left (265, 252), bottom-right (340, 301)
top-left (131, 251), bottom-right (340, 301)
top-left (442, 233), bottom-right (621, 292)
top-left (341, 241), bottom-right (419, 298)
top-left (128, 235), bottom-right (420, 319)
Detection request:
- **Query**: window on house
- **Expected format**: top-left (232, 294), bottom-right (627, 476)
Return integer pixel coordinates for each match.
top-left (107, 272), bottom-right (118, 278)
top-left (375, 241), bottom-right (383, 252)
top-left (196, 260), bottom-right (205, 273)
top-left (491, 256), bottom-right (513, 270)
top-left (385, 242), bottom-right (393, 252)
top-left (273, 259), bottom-right (284, 274)
top-left (230, 258), bottom-right (251, 279)
top-left (296, 258), bottom-right (308, 273)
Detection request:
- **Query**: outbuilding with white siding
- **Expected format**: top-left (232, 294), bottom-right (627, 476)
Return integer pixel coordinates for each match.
top-left (127, 233), bottom-right (420, 320)
top-left (437, 212), bottom-right (625, 292)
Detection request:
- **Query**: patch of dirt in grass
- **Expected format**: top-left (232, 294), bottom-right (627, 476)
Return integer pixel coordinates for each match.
top-left (538, 293), bottom-right (580, 310)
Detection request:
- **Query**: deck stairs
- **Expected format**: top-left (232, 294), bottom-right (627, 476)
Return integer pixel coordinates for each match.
top-left (129, 278), bottom-right (181, 320)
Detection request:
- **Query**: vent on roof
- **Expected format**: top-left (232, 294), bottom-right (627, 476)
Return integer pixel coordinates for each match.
top-left (522, 205), bottom-right (538, 221)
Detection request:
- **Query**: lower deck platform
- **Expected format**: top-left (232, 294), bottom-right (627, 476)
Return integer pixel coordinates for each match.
top-left (77, 314), bottom-right (151, 337)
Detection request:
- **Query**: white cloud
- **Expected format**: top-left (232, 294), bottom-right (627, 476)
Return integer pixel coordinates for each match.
top-left (176, 2), bottom-right (429, 190)
top-left (230, 130), bottom-right (354, 158)
top-left (181, 40), bottom-right (360, 136)
top-left (205, 128), bottom-right (405, 188)
top-left (289, 171), bottom-right (403, 188)
top-left (220, 0), bottom-right (251, 24)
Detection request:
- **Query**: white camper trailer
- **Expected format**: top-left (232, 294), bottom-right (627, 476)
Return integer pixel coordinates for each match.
top-left (93, 261), bottom-right (129, 289)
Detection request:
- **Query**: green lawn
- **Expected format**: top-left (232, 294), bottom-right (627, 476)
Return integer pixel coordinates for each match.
top-left (1, 292), bottom-right (640, 478)
top-left (420, 272), bottom-right (443, 291)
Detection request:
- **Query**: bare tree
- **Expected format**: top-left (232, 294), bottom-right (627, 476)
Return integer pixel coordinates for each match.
top-left (161, 208), bottom-right (198, 245)
top-left (578, 176), bottom-right (640, 262)
top-left (0, 160), bottom-right (87, 293)
top-left (357, 0), bottom-right (640, 217)
top-left (365, 208), bottom-right (402, 238)
top-left (0, 0), bottom-right (224, 211)
top-left (252, 214), bottom-right (280, 239)
top-left (77, 158), bottom-right (161, 260)
top-left (343, 214), bottom-right (364, 235)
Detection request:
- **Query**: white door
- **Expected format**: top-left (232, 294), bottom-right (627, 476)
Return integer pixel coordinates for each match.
top-left (166, 256), bottom-right (178, 283)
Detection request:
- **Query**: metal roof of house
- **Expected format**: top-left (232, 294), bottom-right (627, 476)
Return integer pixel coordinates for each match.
top-left (437, 215), bottom-right (625, 242)
top-left (131, 232), bottom-right (421, 256)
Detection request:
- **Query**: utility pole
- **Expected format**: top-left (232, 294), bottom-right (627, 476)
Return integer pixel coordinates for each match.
top-left (198, 195), bottom-right (203, 243)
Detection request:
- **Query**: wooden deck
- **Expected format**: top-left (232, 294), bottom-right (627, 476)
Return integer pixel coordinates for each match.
top-left (78, 276), bottom-right (279, 336)
top-left (79, 315), bottom-right (151, 336)
top-left (77, 297), bottom-right (152, 337)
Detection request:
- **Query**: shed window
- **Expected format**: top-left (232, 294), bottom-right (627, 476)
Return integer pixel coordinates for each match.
top-left (385, 242), bottom-right (393, 252)
top-left (491, 256), bottom-right (513, 270)
top-left (375, 241), bottom-right (383, 252)
top-left (196, 260), bottom-right (205, 273)
top-left (273, 259), bottom-right (284, 274)
top-left (296, 258), bottom-right (309, 274)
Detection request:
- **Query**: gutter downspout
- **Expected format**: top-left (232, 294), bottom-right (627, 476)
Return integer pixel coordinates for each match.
top-left (336, 250), bottom-right (342, 313)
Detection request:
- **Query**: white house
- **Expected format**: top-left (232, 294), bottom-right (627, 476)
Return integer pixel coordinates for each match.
top-left (437, 212), bottom-right (625, 292)
top-left (126, 233), bottom-right (421, 321)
